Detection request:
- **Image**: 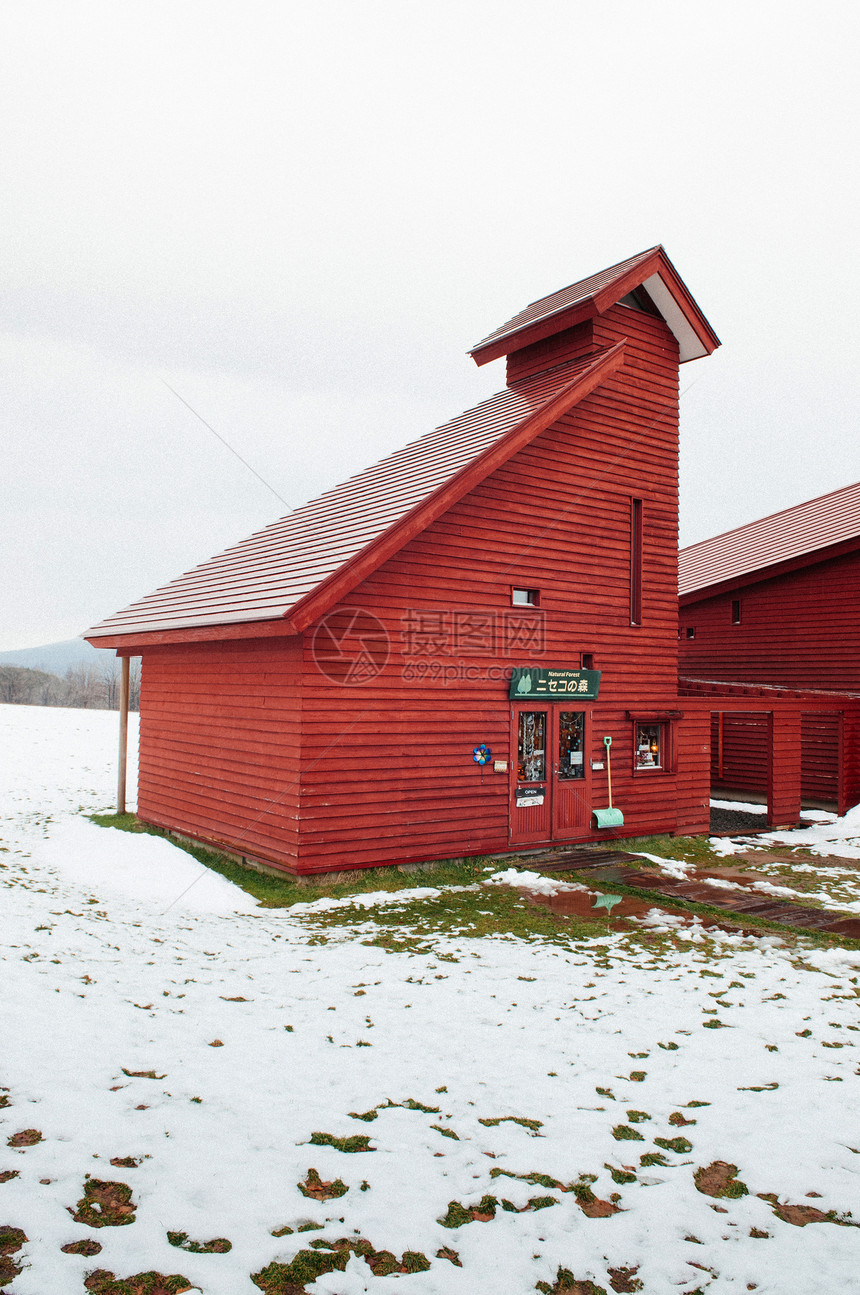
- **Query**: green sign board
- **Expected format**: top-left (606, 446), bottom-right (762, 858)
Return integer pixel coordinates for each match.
top-left (509, 666), bottom-right (601, 701)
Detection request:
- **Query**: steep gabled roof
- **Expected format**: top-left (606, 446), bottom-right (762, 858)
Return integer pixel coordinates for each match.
top-left (85, 342), bottom-right (624, 645)
top-left (679, 480), bottom-right (860, 602)
top-left (470, 245), bottom-right (720, 367)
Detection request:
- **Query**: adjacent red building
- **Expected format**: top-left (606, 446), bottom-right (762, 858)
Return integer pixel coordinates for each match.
top-left (87, 246), bottom-right (724, 875)
top-left (679, 482), bottom-right (860, 812)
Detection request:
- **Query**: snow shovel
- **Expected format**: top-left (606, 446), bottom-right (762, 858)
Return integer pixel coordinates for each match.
top-left (594, 735), bottom-right (625, 829)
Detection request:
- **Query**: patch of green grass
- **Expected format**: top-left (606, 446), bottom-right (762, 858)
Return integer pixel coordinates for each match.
top-left (639, 1152), bottom-right (669, 1167)
top-left (490, 1168), bottom-right (566, 1190)
top-left (537, 1270), bottom-right (608, 1295)
top-left (525, 1195), bottom-right (558, 1211)
top-left (431, 1124), bottom-right (459, 1140)
top-left (605, 1164), bottom-right (637, 1184)
top-left (479, 1115), bottom-right (543, 1132)
top-left (626, 1110), bottom-right (650, 1123)
top-left (297, 1168), bottom-right (348, 1200)
top-left (252, 1249), bottom-right (349, 1291)
top-left (166, 1231), bottom-right (231, 1253)
top-left (598, 834), bottom-right (720, 865)
top-left (308, 1132), bottom-right (373, 1153)
top-left (612, 1124), bottom-right (645, 1142)
top-left (654, 1136), bottom-right (693, 1154)
top-left (439, 1195), bottom-right (498, 1227)
top-left (82, 1272), bottom-right (193, 1294)
top-left (312, 884), bottom-right (604, 950)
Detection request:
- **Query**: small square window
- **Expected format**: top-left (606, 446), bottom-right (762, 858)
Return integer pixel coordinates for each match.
top-left (512, 588), bottom-right (540, 606)
top-left (581, 652), bottom-right (594, 670)
top-left (685, 626), bottom-right (696, 639)
top-left (635, 722), bottom-right (664, 770)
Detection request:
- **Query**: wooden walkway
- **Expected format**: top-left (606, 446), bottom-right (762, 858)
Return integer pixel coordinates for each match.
top-left (511, 847), bottom-right (860, 938)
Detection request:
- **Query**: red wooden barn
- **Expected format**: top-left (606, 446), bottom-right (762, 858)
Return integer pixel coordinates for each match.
top-left (679, 482), bottom-right (860, 813)
top-left (86, 246), bottom-right (723, 875)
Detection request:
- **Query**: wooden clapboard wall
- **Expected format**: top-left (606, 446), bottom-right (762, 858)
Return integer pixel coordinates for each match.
top-left (137, 636), bottom-right (302, 866)
top-left (294, 304), bottom-right (698, 872)
top-left (679, 547), bottom-right (860, 692)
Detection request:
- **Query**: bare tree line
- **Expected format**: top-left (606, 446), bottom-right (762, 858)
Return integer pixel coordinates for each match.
top-left (0, 659), bottom-right (141, 711)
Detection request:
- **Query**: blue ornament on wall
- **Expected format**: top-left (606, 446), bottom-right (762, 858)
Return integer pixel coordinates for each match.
top-left (472, 744), bottom-right (492, 765)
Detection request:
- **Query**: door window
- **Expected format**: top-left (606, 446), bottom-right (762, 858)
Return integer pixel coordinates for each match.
top-left (517, 711), bottom-right (546, 782)
top-left (558, 711), bottom-right (585, 780)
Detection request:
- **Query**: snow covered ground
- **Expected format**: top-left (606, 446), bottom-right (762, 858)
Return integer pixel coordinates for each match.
top-left (1, 704), bottom-right (859, 1294)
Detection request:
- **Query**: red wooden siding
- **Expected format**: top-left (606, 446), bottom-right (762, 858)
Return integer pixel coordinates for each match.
top-left (843, 708), bottom-right (860, 814)
top-left (673, 711), bottom-right (711, 835)
top-left (801, 713), bottom-right (841, 804)
top-left (293, 305), bottom-right (694, 871)
top-left (505, 321), bottom-right (596, 385)
top-left (137, 637), bottom-right (302, 868)
top-left (679, 548), bottom-right (860, 692)
top-left (710, 712), bottom-right (769, 797)
top-left (708, 709), bottom-right (842, 807)
top-left (769, 712), bottom-right (802, 826)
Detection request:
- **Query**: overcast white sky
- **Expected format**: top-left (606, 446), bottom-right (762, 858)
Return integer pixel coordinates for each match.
top-left (3, 0), bottom-right (859, 650)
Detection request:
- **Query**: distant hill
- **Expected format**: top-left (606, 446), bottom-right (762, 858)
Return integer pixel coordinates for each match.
top-left (0, 637), bottom-right (106, 675)
top-left (0, 665), bottom-right (63, 705)
top-left (0, 639), bottom-right (139, 710)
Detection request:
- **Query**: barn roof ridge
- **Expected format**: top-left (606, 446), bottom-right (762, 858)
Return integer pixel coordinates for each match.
top-left (469, 244), bottom-right (719, 367)
top-left (85, 341), bottom-right (625, 645)
top-left (679, 478), bottom-right (860, 600)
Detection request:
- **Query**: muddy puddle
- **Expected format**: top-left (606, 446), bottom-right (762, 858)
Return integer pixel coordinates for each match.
top-left (698, 865), bottom-right (778, 884)
top-left (521, 885), bottom-right (773, 938)
top-left (516, 861), bottom-right (860, 939)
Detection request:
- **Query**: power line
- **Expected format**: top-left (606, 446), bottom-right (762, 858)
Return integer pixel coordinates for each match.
top-left (161, 379), bottom-right (290, 509)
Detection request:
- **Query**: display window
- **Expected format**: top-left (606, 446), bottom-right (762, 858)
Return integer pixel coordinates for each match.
top-left (635, 722), bottom-right (664, 770)
top-left (557, 710), bottom-right (585, 780)
top-left (517, 710), bottom-right (547, 783)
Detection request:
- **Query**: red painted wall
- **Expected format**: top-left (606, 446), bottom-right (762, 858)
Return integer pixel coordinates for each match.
top-left (294, 305), bottom-right (706, 872)
top-left (137, 636), bottom-right (302, 867)
top-left (679, 547), bottom-right (860, 691)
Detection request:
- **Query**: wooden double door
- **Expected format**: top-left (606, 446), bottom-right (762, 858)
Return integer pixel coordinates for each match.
top-left (510, 704), bottom-right (592, 844)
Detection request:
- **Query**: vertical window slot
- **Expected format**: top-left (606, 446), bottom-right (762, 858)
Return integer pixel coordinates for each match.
top-left (630, 498), bottom-right (643, 625)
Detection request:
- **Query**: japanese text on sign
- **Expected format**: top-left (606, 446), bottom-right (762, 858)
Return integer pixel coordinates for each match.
top-left (509, 666), bottom-right (601, 701)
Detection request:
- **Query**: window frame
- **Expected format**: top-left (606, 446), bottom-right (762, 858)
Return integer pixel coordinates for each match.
top-left (627, 710), bottom-right (681, 776)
